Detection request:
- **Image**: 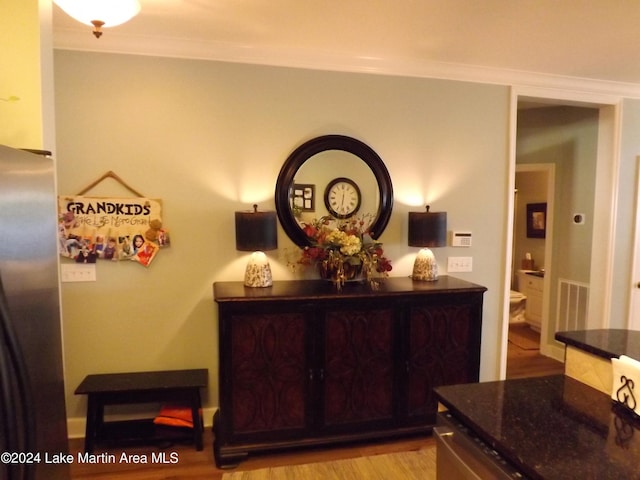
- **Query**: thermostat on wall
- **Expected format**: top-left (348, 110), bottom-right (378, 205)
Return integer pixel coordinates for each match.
top-left (452, 231), bottom-right (472, 247)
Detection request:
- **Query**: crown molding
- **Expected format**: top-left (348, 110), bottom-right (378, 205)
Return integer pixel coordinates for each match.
top-left (53, 28), bottom-right (640, 99)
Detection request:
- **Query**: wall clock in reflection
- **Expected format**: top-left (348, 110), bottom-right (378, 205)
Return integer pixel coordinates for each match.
top-left (324, 177), bottom-right (361, 219)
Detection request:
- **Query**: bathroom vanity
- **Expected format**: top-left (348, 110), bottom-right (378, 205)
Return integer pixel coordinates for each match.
top-left (212, 276), bottom-right (486, 467)
top-left (517, 269), bottom-right (544, 330)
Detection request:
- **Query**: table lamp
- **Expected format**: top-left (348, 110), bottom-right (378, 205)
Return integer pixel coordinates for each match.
top-left (235, 205), bottom-right (278, 287)
top-left (408, 205), bottom-right (447, 281)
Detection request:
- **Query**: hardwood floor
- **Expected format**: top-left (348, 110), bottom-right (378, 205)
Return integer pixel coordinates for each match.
top-left (68, 431), bottom-right (432, 480)
top-left (68, 324), bottom-right (563, 479)
top-left (506, 323), bottom-right (565, 379)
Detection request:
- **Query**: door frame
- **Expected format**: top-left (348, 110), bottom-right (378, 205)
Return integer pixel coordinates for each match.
top-left (500, 86), bottom-right (622, 378)
top-left (628, 156), bottom-right (640, 330)
top-left (515, 163), bottom-right (556, 357)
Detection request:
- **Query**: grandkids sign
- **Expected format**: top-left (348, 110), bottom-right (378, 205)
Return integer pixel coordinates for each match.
top-left (58, 196), bottom-right (169, 267)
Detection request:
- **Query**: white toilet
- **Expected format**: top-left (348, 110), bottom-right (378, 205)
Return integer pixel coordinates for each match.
top-left (509, 290), bottom-right (527, 323)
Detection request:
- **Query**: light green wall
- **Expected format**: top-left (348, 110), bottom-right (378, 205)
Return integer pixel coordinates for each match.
top-left (516, 106), bottom-right (598, 284)
top-left (54, 50), bottom-right (511, 424)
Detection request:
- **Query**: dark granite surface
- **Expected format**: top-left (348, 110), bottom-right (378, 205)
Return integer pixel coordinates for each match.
top-left (435, 375), bottom-right (640, 480)
top-left (555, 329), bottom-right (640, 360)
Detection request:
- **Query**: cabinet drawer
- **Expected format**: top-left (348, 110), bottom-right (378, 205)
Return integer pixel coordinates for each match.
top-left (524, 277), bottom-right (543, 293)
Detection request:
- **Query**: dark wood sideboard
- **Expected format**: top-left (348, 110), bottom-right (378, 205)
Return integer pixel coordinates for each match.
top-left (212, 276), bottom-right (486, 467)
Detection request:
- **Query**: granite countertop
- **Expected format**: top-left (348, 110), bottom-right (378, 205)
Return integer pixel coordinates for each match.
top-left (555, 329), bottom-right (640, 360)
top-left (435, 375), bottom-right (640, 480)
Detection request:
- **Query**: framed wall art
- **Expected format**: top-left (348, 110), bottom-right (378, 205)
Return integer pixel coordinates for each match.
top-left (57, 171), bottom-right (170, 268)
top-left (526, 203), bottom-right (547, 238)
top-left (291, 183), bottom-right (315, 212)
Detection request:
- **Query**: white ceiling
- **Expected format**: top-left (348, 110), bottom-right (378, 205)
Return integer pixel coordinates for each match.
top-left (52, 0), bottom-right (640, 92)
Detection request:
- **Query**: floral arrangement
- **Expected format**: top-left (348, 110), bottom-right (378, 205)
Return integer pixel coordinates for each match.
top-left (296, 215), bottom-right (392, 288)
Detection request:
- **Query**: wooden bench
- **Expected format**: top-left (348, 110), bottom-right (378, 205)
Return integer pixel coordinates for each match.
top-left (75, 369), bottom-right (207, 453)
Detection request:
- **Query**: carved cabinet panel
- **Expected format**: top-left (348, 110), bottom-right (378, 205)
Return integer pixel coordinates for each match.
top-left (213, 277), bottom-right (485, 467)
top-left (405, 300), bottom-right (480, 424)
top-left (230, 312), bottom-right (306, 434)
top-left (322, 307), bottom-right (395, 430)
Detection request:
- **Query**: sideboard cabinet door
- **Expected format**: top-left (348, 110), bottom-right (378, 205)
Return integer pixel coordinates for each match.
top-left (319, 305), bottom-right (396, 433)
top-left (215, 306), bottom-right (310, 467)
top-left (229, 312), bottom-right (307, 434)
top-left (405, 294), bottom-right (483, 425)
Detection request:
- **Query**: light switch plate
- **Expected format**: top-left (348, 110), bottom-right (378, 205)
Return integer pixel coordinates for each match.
top-left (61, 264), bottom-right (97, 282)
top-left (448, 256), bottom-right (473, 273)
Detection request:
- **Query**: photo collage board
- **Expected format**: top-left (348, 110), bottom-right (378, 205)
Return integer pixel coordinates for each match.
top-left (58, 196), bottom-right (170, 267)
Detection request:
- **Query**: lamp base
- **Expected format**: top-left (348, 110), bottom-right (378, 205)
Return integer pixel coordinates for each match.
top-left (412, 248), bottom-right (439, 282)
top-left (244, 252), bottom-right (273, 288)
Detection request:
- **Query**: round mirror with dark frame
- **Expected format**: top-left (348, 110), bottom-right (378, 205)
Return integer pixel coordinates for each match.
top-left (275, 134), bottom-right (394, 247)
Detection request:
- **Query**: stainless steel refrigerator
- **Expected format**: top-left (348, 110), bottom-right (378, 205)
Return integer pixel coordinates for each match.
top-left (0, 145), bottom-right (69, 480)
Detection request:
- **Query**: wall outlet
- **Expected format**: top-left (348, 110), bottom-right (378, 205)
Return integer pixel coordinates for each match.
top-left (448, 256), bottom-right (473, 273)
top-left (61, 264), bottom-right (97, 282)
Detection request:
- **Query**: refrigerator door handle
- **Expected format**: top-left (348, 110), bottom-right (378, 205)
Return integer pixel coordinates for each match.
top-left (0, 273), bottom-right (36, 480)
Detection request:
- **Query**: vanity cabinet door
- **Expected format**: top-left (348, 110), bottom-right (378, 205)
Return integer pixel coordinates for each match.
top-left (318, 305), bottom-right (396, 432)
top-left (223, 310), bottom-right (309, 440)
top-left (523, 275), bottom-right (543, 329)
top-left (404, 295), bottom-right (481, 425)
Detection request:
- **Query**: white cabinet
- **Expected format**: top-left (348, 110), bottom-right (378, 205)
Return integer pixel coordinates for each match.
top-left (517, 271), bottom-right (544, 331)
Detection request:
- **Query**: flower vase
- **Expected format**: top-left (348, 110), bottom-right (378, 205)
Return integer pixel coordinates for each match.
top-left (318, 261), bottom-right (363, 285)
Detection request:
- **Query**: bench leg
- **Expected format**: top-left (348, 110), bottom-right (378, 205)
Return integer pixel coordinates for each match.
top-left (84, 395), bottom-right (102, 454)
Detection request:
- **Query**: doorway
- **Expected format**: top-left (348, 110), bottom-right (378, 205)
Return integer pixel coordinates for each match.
top-left (501, 88), bottom-right (621, 379)
top-left (512, 164), bottom-right (554, 329)
top-left (507, 164), bottom-right (556, 378)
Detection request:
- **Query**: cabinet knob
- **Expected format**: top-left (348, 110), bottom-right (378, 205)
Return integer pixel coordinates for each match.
top-left (637, 282), bottom-right (640, 289)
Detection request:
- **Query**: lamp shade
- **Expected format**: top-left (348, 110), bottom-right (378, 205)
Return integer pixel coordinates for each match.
top-left (54, 0), bottom-right (141, 27)
top-left (408, 206), bottom-right (447, 247)
top-left (235, 205), bottom-right (278, 252)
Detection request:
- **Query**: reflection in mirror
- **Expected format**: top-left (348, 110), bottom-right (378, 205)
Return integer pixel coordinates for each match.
top-left (293, 150), bottom-right (379, 229)
top-left (275, 135), bottom-right (393, 247)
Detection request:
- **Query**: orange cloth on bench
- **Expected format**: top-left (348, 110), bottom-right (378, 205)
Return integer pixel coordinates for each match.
top-left (153, 404), bottom-right (199, 428)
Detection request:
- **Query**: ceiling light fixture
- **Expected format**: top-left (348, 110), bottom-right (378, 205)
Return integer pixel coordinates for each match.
top-left (53, 0), bottom-right (141, 39)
